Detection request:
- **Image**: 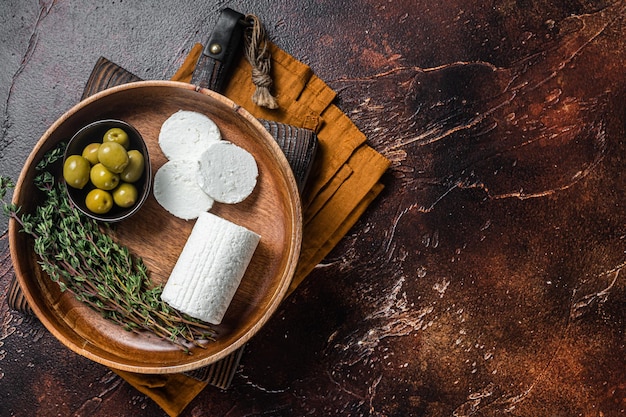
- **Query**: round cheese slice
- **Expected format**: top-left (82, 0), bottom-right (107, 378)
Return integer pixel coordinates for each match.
top-left (197, 141), bottom-right (259, 204)
top-left (153, 159), bottom-right (214, 220)
top-left (158, 110), bottom-right (221, 161)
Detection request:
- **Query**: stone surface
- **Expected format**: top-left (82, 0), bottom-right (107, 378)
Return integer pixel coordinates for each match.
top-left (1, 1), bottom-right (625, 416)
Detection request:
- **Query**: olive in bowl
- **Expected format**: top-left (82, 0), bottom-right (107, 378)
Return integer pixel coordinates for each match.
top-left (63, 119), bottom-right (152, 222)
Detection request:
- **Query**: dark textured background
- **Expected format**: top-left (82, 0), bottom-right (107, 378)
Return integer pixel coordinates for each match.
top-left (1, 1), bottom-right (625, 416)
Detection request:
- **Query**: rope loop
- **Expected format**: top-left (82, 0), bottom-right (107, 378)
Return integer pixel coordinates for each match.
top-left (244, 14), bottom-right (279, 109)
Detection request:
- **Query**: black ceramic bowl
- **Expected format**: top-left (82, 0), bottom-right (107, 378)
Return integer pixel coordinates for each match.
top-left (63, 119), bottom-right (152, 222)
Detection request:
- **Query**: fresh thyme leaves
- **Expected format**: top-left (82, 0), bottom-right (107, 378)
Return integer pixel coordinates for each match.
top-left (35, 144), bottom-right (64, 172)
top-left (2, 143), bottom-right (216, 352)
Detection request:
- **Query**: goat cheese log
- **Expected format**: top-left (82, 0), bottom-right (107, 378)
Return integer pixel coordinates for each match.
top-left (197, 141), bottom-right (259, 204)
top-left (161, 212), bottom-right (261, 325)
top-left (153, 160), bottom-right (214, 220)
top-left (158, 110), bottom-right (221, 161)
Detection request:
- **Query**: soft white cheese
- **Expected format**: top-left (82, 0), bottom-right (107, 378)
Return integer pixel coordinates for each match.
top-left (153, 159), bottom-right (214, 220)
top-left (160, 212), bottom-right (261, 325)
top-left (158, 110), bottom-right (221, 161)
top-left (196, 141), bottom-right (259, 204)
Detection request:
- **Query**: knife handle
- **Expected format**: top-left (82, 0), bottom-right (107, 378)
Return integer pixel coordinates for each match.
top-left (191, 8), bottom-right (248, 93)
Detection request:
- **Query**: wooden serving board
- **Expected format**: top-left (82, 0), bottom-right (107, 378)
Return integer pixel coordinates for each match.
top-left (9, 80), bottom-right (303, 374)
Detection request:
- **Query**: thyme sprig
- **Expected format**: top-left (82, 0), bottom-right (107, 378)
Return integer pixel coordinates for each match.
top-left (2, 143), bottom-right (216, 352)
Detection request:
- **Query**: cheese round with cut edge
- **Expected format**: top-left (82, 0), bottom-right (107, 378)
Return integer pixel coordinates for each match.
top-left (158, 110), bottom-right (221, 161)
top-left (153, 159), bottom-right (214, 220)
top-left (197, 141), bottom-right (258, 204)
top-left (161, 211), bottom-right (261, 325)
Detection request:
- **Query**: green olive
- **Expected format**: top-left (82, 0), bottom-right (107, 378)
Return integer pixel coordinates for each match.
top-left (113, 183), bottom-right (138, 208)
top-left (81, 143), bottom-right (100, 165)
top-left (103, 127), bottom-right (130, 149)
top-left (63, 155), bottom-right (90, 189)
top-left (90, 163), bottom-right (120, 190)
top-left (85, 189), bottom-right (113, 214)
top-left (98, 141), bottom-right (129, 173)
top-left (120, 150), bottom-right (145, 182)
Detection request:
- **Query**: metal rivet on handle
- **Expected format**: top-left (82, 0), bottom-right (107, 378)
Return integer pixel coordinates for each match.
top-left (209, 43), bottom-right (222, 54)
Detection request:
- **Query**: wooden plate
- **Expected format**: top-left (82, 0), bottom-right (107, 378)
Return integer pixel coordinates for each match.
top-left (9, 81), bottom-right (302, 374)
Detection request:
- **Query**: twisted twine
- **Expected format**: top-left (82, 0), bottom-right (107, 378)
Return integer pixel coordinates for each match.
top-left (244, 14), bottom-right (279, 109)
